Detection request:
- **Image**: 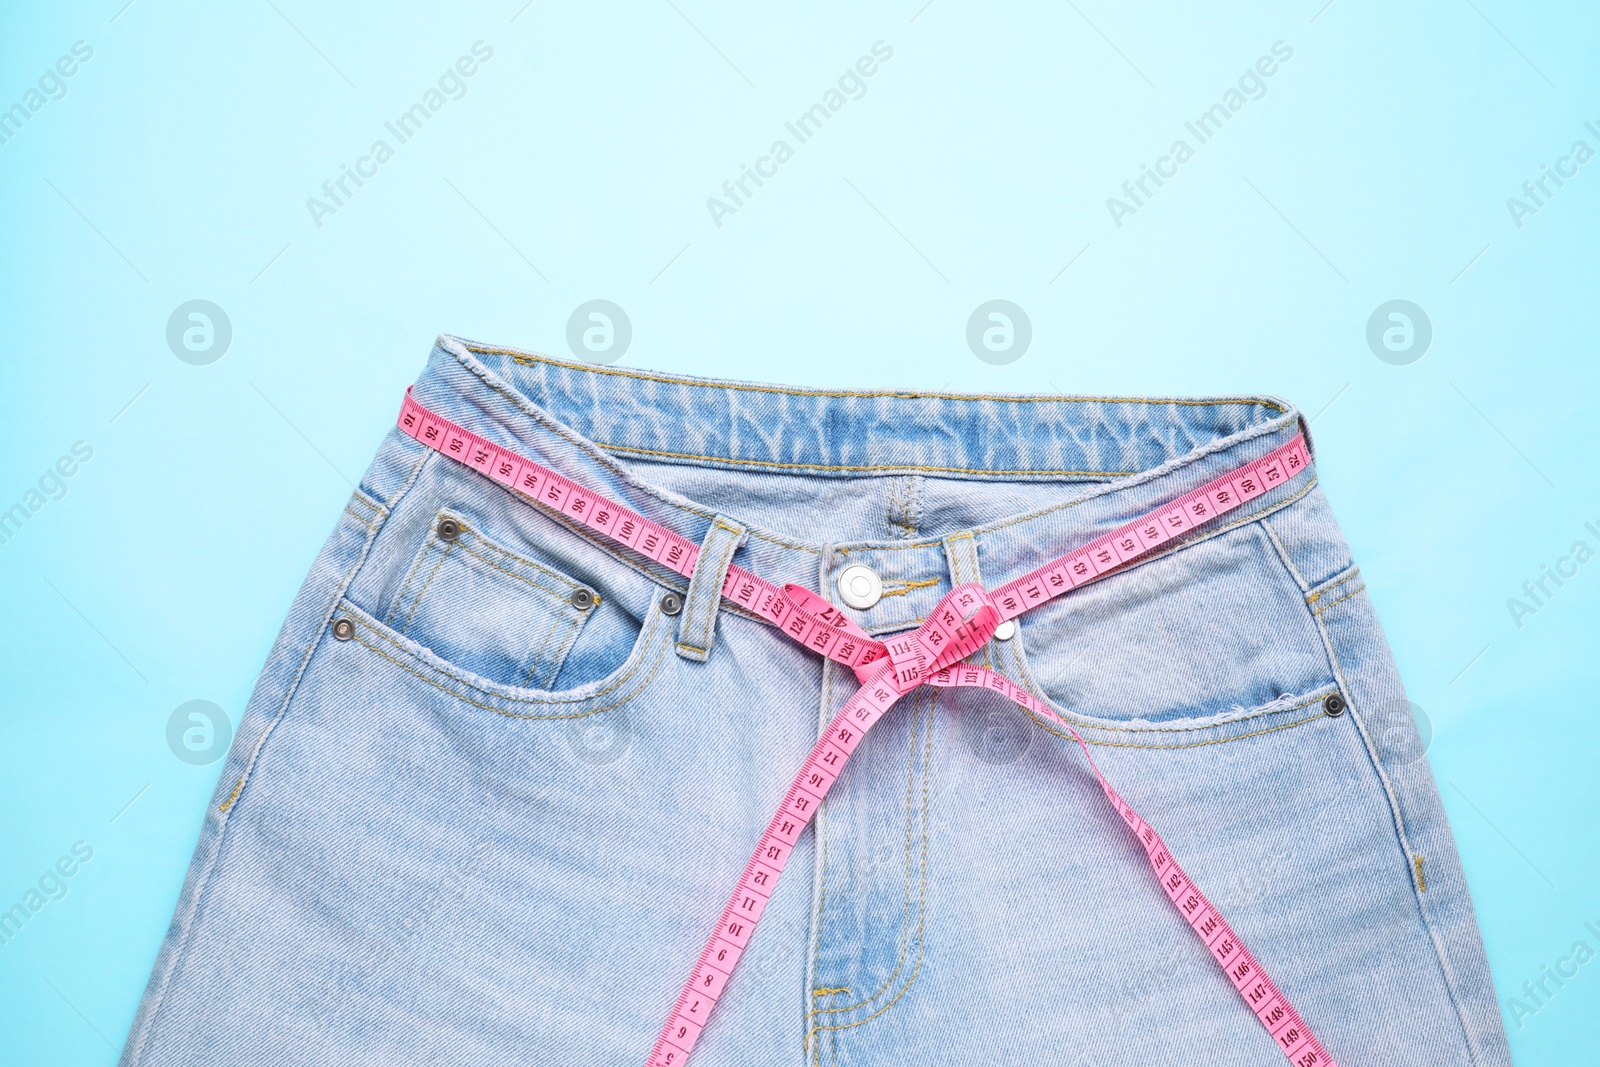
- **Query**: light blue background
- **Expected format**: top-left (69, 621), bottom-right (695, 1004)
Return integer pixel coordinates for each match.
top-left (2, 1), bottom-right (1596, 1062)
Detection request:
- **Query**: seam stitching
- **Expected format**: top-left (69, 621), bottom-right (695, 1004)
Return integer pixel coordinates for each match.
top-left (399, 541), bottom-right (456, 634)
top-left (809, 689), bottom-right (926, 1024)
top-left (219, 448), bottom-right (431, 816)
top-left (837, 473), bottom-right (1317, 568)
top-left (1029, 708), bottom-right (1331, 750)
top-left (342, 505), bottom-right (378, 531)
top-left (1260, 518), bottom-right (1310, 592)
top-left (1305, 564), bottom-right (1362, 602)
top-left (679, 522), bottom-right (743, 654)
top-left (1311, 584), bottom-right (1366, 616)
top-left (387, 528), bottom-right (436, 627)
top-left (595, 439), bottom-right (1139, 478)
top-left (807, 688), bottom-right (935, 1043)
top-left (133, 447), bottom-right (429, 1066)
top-left (876, 577), bottom-right (942, 600)
top-left (448, 517), bottom-right (589, 600)
top-left (441, 337), bottom-right (1299, 553)
top-left (1305, 571), bottom-right (1362, 605)
top-left (347, 613), bottom-right (669, 721)
top-left (489, 345), bottom-right (1285, 411)
top-left (347, 600), bottom-right (665, 708)
top-left (439, 345), bottom-right (826, 554)
top-left (1296, 566), bottom-right (1487, 1065)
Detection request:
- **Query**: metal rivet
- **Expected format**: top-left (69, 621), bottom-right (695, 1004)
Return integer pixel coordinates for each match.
top-left (436, 517), bottom-right (462, 542)
top-left (570, 587), bottom-right (597, 610)
top-left (332, 618), bottom-right (355, 641)
top-left (836, 564), bottom-right (883, 610)
top-left (1324, 692), bottom-right (1347, 717)
top-left (993, 620), bottom-right (1017, 641)
top-left (660, 592), bottom-right (684, 617)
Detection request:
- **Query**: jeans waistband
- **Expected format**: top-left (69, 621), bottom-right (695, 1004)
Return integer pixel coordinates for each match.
top-left (406, 335), bottom-right (1315, 635)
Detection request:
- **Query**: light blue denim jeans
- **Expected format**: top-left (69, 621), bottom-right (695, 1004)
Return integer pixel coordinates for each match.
top-left (121, 336), bottom-right (1511, 1066)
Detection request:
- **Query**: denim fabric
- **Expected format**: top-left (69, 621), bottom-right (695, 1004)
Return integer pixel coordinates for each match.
top-left (120, 336), bottom-right (1512, 1066)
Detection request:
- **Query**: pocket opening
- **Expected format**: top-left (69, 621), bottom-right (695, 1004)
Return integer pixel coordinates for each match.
top-left (381, 508), bottom-right (620, 692)
top-left (329, 592), bottom-right (673, 715)
top-left (1002, 523), bottom-right (1337, 730)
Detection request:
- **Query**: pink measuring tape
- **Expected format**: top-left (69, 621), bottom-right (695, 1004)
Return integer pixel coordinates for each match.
top-left (395, 390), bottom-right (1335, 1067)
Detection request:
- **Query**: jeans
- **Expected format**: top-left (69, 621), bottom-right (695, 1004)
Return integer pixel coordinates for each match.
top-left (120, 335), bottom-right (1512, 1066)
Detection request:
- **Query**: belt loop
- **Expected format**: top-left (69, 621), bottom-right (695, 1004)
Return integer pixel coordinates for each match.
top-left (675, 515), bottom-right (748, 662)
top-left (942, 530), bottom-right (980, 589)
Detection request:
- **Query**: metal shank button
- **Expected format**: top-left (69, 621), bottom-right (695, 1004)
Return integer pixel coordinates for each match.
top-left (1323, 692), bottom-right (1347, 717)
top-left (436, 517), bottom-right (462, 542)
top-left (659, 592), bottom-right (684, 616)
top-left (837, 564), bottom-right (883, 610)
top-left (570, 587), bottom-right (597, 610)
top-left (332, 618), bottom-right (355, 641)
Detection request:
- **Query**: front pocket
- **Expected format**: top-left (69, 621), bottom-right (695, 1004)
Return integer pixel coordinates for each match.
top-left (1010, 521), bottom-right (1334, 726)
top-left (385, 508), bottom-right (601, 689)
top-left (332, 589), bottom-right (674, 716)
